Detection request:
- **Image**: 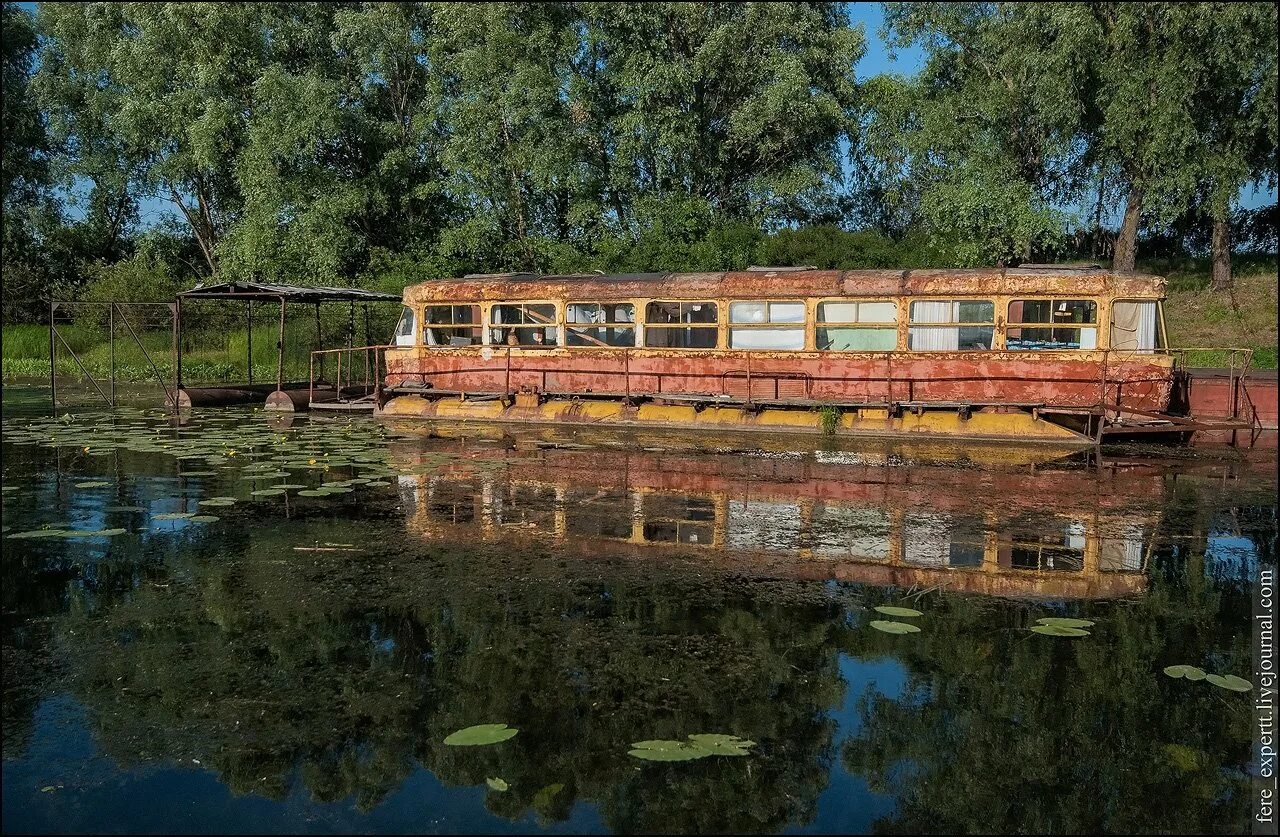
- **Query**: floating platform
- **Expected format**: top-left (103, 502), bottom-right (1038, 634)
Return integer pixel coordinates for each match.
top-left (379, 393), bottom-right (1094, 445)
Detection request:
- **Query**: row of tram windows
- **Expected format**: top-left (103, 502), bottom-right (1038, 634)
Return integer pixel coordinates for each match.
top-left (393, 298), bottom-right (1165, 352)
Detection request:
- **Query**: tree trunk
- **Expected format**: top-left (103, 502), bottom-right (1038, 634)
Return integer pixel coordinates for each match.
top-left (1113, 182), bottom-right (1143, 273)
top-left (1210, 216), bottom-right (1233, 293)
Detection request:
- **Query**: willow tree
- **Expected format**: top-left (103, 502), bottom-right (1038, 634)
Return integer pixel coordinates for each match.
top-left (35, 2), bottom-right (269, 276)
top-left (866, 3), bottom-right (1090, 266)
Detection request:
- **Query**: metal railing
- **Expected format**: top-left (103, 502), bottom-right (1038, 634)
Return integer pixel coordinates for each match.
top-left (308, 344), bottom-right (388, 408)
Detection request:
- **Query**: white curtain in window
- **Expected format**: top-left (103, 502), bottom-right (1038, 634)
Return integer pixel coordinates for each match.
top-left (910, 301), bottom-right (959, 350)
top-left (1110, 302), bottom-right (1157, 352)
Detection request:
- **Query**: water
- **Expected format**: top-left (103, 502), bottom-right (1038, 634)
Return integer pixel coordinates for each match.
top-left (2, 386), bottom-right (1274, 834)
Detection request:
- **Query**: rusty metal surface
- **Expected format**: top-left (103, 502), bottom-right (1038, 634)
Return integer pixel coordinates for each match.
top-left (404, 268), bottom-right (1166, 304)
top-left (384, 347), bottom-right (1174, 413)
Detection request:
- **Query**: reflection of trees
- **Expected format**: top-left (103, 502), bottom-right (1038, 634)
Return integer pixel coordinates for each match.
top-left (55, 519), bottom-right (850, 831)
top-left (842, 551), bottom-right (1254, 833)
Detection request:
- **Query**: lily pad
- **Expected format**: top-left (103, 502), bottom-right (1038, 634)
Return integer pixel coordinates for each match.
top-left (687, 733), bottom-right (755, 756)
top-left (251, 488), bottom-right (286, 497)
top-left (7, 529), bottom-right (70, 539)
top-left (152, 512), bottom-right (195, 521)
top-left (1205, 674), bottom-right (1252, 692)
top-left (874, 605), bottom-right (923, 618)
top-left (296, 489), bottom-right (329, 497)
top-left (628, 740), bottom-right (711, 761)
top-left (189, 515), bottom-right (221, 523)
top-left (74, 480), bottom-right (111, 489)
top-left (486, 777), bottom-right (509, 792)
top-left (198, 497), bottom-right (237, 507)
top-left (870, 620), bottom-right (921, 634)
top-left (444, 723), bottom-right (519, 746)
top-left (1036, 617), bottom-right (1095, 628)
top-left (1163, 664), bottom-right (1207, 680)
top-left (1030, 624), bottom-right (1090, 637)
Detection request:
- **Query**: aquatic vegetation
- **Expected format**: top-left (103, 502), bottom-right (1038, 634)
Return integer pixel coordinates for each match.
top-left (870, 620), bottom-right (921, 634)
top-left (1205, 674), bottom-right (1252, 692)
top-left (874, 605), bottom-right (923, 618)
top-left (1030, 624), bottom-right (1090, 637)
top-left (1163, 664), bottom-right (1207, 680)
top-left (485, 777), bottom-right (509, 792)
top-left (629, 734), bottom-right (756, 761)
top-left (1036, 617), bottom-right (1095, 629)
top-left (443, 723), bottom-right (519, 746)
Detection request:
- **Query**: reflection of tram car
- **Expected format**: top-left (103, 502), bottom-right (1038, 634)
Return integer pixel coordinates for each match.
top-left (381, 266), bottom-right (1181, 444)
top-left (395, 442), bottom-right (1161, 600)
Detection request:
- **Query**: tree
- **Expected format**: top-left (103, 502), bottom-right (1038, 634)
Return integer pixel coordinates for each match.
top-left (866, 3), bottom-right (1089, 265)
top-left (1185, 4), bottom-right (1278, 292)
top-left (36, 2), bottom-right (270, 276)
top-left (584, 2), bottom-right (862, 231)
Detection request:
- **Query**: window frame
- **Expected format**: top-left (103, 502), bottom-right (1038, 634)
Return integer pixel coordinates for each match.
top-left (642, 300), bottom-right (720, 350)
top-left (393, 305), bottom-right (418, 347)
top-left (814, 298), bottom-right (899, 353)
top-left (1005, 298), bottom-right (1099, 352)
top-left (907, 298), bottom-right (997, 352)
top-left (421, 303), bottom-right (484, 348)
top-left (489, 300), bottom-right (562, 348)
top-left (726, 299), bottom-right (808, 351)
top-left (564, 301), bottom-right (638, 349)
top-left (1108, 298), bottom-right (1168, 353)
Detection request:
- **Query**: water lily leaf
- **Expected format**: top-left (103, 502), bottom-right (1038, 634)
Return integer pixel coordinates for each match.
top-left (152, 512), bottom-right (194, 521)
top-left (687, 734), bottom-right (755, 756)
top-left (189, 515), bottom-right (220, 523)
top-left (296, 489), bottom-right (329, 497)
top-left (486, 777), bottom-right (509, 792)
top-left (1031, 624), bottom-right (1090, 637)
top-left (1205, 674), bottom-right (1252, 692)
top-left (532, 783), bottom-right (564, 809)
top-left (251, 488), bottom-right (285, 497)
top-left (1036, 617), bottom-right (1095, 628)
top-left (870, 620), bottom-right (921, 634)
top-left (628, 740), bottom-right (712, 761)
top-left (198, 497), bottom-right (236, 507)
top-left (7, 529), bottom-right (70, 539)
top-left (1163, 664), bottom-right (1207, 680)
top-left (874, 605), bottom-right (923, 618)
top-left (74, 480), bottom-right (111, 488)
top-left (444, 723), bottom-right (518, 746)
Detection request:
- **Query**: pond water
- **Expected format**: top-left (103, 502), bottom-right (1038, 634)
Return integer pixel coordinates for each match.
top-left (2, 386), bottom-right (1274, 834)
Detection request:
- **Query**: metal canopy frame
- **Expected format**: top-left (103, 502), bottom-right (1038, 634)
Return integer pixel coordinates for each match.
top-left (175, 282), bottom-right (402, 396)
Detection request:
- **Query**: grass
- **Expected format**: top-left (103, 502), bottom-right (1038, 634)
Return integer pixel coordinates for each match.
top-left (1157, 269), bottom-right (1278, 369)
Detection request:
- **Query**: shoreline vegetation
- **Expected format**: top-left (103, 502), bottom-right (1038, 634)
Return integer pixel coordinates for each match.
top-left (4, 260), bottom-right (1275, 386)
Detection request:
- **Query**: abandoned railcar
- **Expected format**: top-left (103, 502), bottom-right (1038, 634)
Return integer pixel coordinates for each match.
top-left (377, 264), bottom-right (1177, 443)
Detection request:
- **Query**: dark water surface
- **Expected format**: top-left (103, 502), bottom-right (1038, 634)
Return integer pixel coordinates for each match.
top-left (2, 386), bottom-right (1275, 834)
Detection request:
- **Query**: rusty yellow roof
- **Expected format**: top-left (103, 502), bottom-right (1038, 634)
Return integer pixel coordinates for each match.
top-left (404, 266), bottom-right (1166, 304)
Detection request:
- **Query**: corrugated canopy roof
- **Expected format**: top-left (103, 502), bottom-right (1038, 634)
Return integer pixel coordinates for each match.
top-left (179, 281), bottom-right (401, 303)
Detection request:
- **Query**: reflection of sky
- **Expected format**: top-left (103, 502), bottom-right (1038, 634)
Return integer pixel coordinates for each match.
top-left (785, 655), bottom-right (905, 835)
top-left (3, 695), bottom-right (608, 835)
top-left (1205, 531), bottom-right (1260, 582)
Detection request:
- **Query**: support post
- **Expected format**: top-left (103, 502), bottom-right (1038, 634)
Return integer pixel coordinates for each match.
top-left (48, 299), bottom-right (57, 408)
top-left (247, 300), bottom-right (254, 384)
top-left (109, 303), bottom-right (116, 407)
top-left (277, 297), bottom-right (287, 392)
top-left (174, 297), bottom-right (183, 395)
top-left (314, 302), bottom-right (323, 384)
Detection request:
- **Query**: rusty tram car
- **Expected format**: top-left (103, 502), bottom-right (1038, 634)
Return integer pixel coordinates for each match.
top-left (377, 265), bottom-right (1176, 444)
